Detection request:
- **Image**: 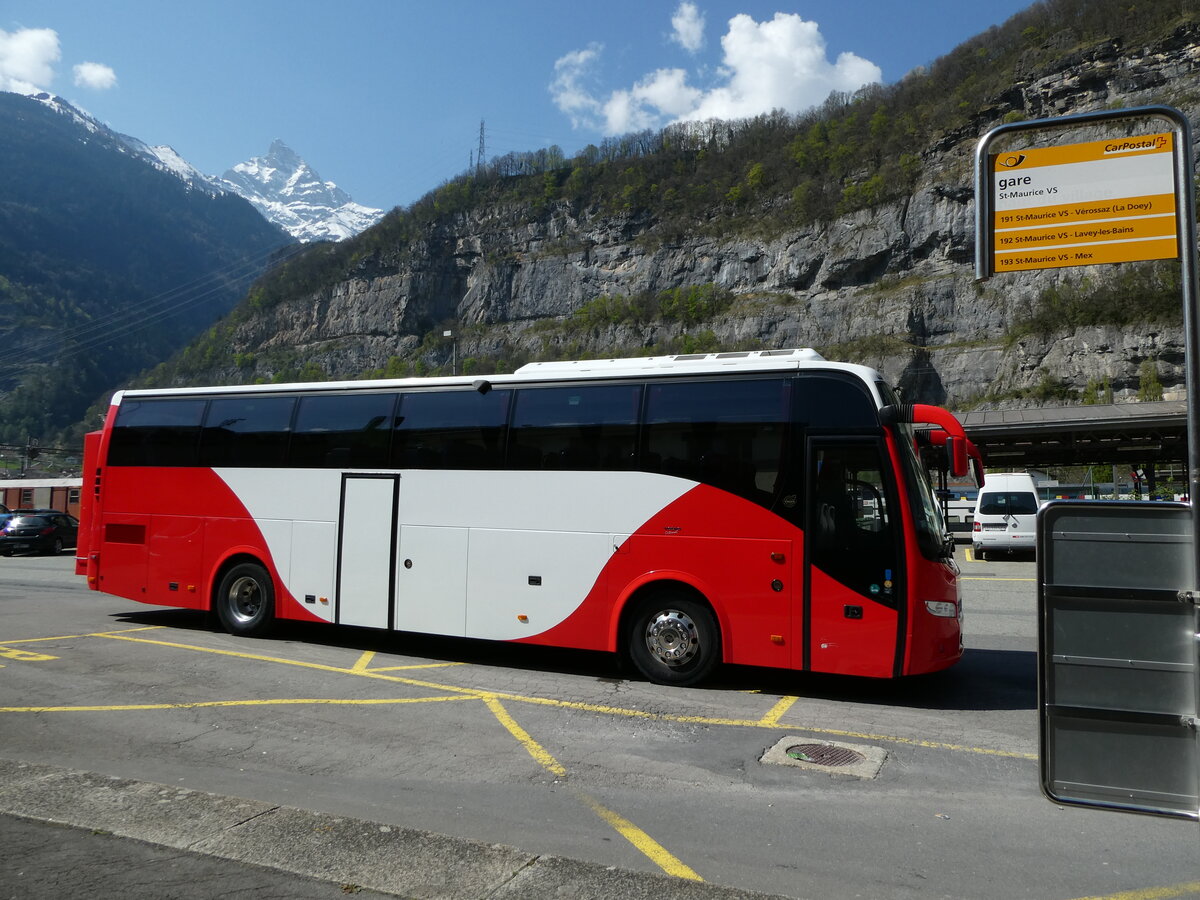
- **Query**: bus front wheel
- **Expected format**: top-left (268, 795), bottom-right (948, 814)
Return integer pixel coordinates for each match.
top-left (216, 562), bottom-right (276, 637)
top-left (626, 590), bottom-right (721, 687)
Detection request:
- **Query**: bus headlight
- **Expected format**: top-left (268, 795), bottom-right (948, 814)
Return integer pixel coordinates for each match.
top-left (924, 600), bottom-right (958, 618)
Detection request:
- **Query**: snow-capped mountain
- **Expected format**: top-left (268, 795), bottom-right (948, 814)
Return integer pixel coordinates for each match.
top-left (24, 93), bottom-right (382, 242)
top-left (216, 140), bottom-right (385, 242)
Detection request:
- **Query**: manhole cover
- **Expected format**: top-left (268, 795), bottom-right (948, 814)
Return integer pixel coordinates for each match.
top-left (761, 736), bottom-right (886, 779)
top-left (785, 743), bottom-right (865, 767)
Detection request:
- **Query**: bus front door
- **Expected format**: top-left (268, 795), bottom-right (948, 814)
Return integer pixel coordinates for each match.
top-left (803, 439), bottom-right (904, 678)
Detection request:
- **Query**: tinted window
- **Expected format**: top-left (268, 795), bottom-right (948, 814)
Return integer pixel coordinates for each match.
top-left (9, 516), bottom-right (49, 528)
top-left (796, 374), bottom-right (878, 430)
top-left (108, 398), bottom-right (206, 466)
top-left (510, 384), bottom-right (641, 470)
top-left (979, 492), bottom-right (1039, 515)
top-left (198, 396), bottom-right (296, 467)
top-left (644, 378), bottom-right (789, 505)
top-left (290, 393), bottom-right (397, 468)
top-left (810, 442), bottom-right (898, 604)
top-left (392, 389), bottom-right (511, 469)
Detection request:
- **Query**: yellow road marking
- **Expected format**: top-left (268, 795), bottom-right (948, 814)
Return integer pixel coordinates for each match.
top-left (961, 576), bottom-right (1037, 582)
top-left (483, 696), bottom-right (567, 777)
top-left (757, 695), bottom-right (799, 726)
top-left (0, 647), bottom-right (57, 662)
top-left (0, 626), bottom-right (164, 644)
top-left (351, 650), bottom-right (375, 672)
top-left (15, 631), bottom-right (1036, 759)
top-left (1070, 882), bottom-right (1200, 900)
top-left (576, 790), bottom-right (703, 881)
top-left (0, 696), bottom-right (473, 713)
top-left (367, 662), bottom-right (468, 672)
top-left (483, 695), bottom-right (701, 881)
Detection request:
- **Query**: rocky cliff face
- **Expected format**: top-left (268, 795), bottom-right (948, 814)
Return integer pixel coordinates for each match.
top-left (213, 27), bottom-right (1200, 409)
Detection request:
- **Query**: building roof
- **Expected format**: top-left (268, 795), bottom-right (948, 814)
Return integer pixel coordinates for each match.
top-left (957, 400), bottom-right (1188, 468)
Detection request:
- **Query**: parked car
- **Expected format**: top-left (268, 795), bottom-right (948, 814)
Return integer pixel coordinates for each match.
top-left (971, 472), bottom-right (1041, 559)
top-left (0, 512), bottom-right (79, 556)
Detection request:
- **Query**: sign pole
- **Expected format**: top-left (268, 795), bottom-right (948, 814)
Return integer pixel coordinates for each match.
top-left (976, 107), bottom-right (1200, 821)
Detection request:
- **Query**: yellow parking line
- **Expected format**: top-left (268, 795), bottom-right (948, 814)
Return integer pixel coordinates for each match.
top-left (483, 696), bottom-right (567, 777)
top-left (0, 626), bottom-right (164, 644)
top-left (0, 647), bottom-right (57, 662)
top-left (368, 662), bottom-right (468, 672)
top-left (483, 695), bottom-right (701, 881)
top-left (1069, 881), bottom-right (1200, 900)
top-left (757, 696), bottom-right (799, 726)
top-left (80, 633), bottom-right (1034, 759)
top-left (576, 790), bottom-right (703, 881)
top-left (961, 576), bottom-right (1037, 582)
top-left (351, 650), bottom-right (375, 672)
top-left (0, 696), bottom-right (473, 713)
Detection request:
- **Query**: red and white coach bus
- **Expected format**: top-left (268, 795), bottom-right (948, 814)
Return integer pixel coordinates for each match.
top-left (77, 349), bottom-right (970, 686)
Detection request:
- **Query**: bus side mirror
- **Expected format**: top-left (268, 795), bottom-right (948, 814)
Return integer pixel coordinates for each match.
top-left (945, 436), bottom-right (968, 479)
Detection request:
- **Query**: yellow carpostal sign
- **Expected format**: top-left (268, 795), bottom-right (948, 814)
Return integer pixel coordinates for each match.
top-left (991, 132), bottom-right (1179, 272)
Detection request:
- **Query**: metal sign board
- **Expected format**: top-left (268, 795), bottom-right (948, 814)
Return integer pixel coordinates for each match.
top-left (1038, 501), bottom-right (1199, 819)
top-left (991, 132), bottom-right (1178, 272)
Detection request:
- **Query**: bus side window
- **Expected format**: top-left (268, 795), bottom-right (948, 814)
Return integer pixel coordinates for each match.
top-left (392, 389), bottom-right (511, 469)
top-left (198, 396), bottom-right (296, 468)
top-left (643, 378), bottom-right (789, 506)
top-left (108, 399), bottom-right (207, 467)
top-left (509, 384), bottom-right (641, 470)
top-left (290, 393), bottom-right (397, 468)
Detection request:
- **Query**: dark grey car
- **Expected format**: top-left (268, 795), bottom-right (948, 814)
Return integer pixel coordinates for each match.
top-left (0, 513), bottom-right (79, 556)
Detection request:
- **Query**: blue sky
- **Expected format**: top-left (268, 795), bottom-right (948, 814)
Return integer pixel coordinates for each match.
top-left (2, 1), bottom-right (1034, 212)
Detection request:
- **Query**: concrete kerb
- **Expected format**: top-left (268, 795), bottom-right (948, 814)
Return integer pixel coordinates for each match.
top-left (0, 757), bottom-right (795, 900)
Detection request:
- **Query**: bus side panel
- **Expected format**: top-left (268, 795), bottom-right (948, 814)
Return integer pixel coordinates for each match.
top-left (95, 467), bottom-right (324, 624)
top-left (517, 485), bottom-right (797, 670)
top-left (146, 515), bottom-right (206, 610)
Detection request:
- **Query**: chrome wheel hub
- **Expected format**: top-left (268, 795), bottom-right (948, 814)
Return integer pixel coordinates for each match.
top-left (645, 609), bottom-right (699, 667)
top-left (227, 576), bottom-right (262, 622)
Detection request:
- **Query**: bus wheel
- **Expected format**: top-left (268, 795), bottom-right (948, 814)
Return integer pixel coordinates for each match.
top-left (626, 591), bottom-right (720, 687)
top-left (216, 562), bottom-right (275, 637)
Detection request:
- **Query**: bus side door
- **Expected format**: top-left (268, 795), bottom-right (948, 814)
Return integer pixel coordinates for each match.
top-left (802, 438), bottom-right (904, 678)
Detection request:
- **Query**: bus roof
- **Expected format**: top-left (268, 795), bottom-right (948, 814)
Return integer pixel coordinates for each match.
top-left (111, 349), bottom-right (886, 404)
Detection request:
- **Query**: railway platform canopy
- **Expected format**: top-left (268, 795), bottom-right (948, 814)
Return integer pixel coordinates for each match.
top-left (956, 399), bottom-right (1187, 470)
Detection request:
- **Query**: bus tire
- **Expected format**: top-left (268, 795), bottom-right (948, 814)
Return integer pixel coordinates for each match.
top-left (626, 589), bottom-right (721, 687)
top-left (215, 562), bottom-right (275, 637)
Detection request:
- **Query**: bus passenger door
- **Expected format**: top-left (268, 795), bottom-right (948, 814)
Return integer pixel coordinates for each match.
top-left (337, 475), bottom-right (399, 629)
top-left (803, 439), bottom-right (903, 678)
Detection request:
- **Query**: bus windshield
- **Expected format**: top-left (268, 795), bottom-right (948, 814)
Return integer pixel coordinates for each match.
top-left (894, 422), bottom-right (951, 560)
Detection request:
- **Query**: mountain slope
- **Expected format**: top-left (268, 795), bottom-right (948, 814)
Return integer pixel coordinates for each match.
top-left (0, 90), bottom-right (294, 443)
top-left (135, 0), bottom-right (1200, 412)
top-left (217, 140), bottom-right (385, 242)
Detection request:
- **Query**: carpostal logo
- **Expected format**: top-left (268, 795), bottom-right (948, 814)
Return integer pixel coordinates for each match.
top-left (1104, 135), bottom-right (1169, 155)
top-left (997, 153), bottom-right (1027, 168)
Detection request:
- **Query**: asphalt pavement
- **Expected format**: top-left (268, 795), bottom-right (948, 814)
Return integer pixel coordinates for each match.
top-left (0, 757), bottom-right (792, 900)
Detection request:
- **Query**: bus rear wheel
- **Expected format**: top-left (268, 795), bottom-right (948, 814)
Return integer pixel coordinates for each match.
top-left (626, 590), bottom-right (720, 687)
top-left (216, 562), bottom-right (275, 637)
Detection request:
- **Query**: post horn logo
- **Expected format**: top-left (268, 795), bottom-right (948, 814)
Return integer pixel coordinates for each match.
top-left (998, 154), bottom-right (1027, 168)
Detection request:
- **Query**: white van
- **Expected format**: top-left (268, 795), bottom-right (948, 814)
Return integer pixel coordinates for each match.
top-left (971, 473), bottom-right (1041, 559)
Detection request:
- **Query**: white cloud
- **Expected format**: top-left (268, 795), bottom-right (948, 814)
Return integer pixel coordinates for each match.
top-left (552, 11), bottom-right (881, 136)
top-left (670, 2), bottom-right (705, 54)
top-left (0, 27), bottom-right (60, 94)
top-left (550, 42), bottom-right (605, 129)
top-left (686, 13), bottom-right (880, 122)
top-left (73, 61), bottom-right (117, 90)
top-left (604, 68), bottom-right (702, 134)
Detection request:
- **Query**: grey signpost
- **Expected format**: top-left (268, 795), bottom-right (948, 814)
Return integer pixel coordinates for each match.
top-left (974, 106), bottom-right (1200, 820)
